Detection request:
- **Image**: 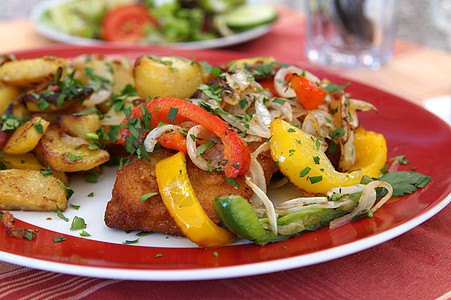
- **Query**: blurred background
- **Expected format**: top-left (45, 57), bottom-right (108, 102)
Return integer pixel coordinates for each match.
top-left (1, 0), bottom-right (450, 52)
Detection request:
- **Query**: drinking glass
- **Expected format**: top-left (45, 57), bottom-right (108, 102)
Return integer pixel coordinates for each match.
top-left (305, 0), bottom-right (398, 69)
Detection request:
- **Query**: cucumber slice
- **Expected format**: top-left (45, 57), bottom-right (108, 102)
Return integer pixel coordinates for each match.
top-left (224, 4), bottom-right (278, 31)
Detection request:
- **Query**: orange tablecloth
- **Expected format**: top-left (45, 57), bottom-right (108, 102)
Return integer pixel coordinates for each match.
top-left (0, 12), bottom-right (450, 300)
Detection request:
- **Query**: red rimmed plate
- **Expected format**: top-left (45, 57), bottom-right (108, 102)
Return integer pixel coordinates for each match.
top-left (1, 45), bottom-right (450, 281)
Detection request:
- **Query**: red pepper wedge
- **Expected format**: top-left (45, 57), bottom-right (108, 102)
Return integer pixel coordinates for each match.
top-left (119, 98), bottom-right (251, 178)
top-left (291, 74), bottom-right (327, 110)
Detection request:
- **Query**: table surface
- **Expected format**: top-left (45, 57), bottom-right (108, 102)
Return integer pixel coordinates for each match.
top-left (0, 8), bottom-right (450, 300)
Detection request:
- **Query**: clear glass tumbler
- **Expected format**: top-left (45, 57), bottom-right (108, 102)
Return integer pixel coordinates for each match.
top-left (305, 0), bottom-right (398, 69)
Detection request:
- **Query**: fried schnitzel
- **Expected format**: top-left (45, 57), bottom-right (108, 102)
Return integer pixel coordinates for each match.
top-left (104, 145), bottom-right (277, 236)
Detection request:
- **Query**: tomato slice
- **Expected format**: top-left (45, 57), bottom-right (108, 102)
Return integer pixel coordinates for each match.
top-left (102, 4), bottom-right (157, 42)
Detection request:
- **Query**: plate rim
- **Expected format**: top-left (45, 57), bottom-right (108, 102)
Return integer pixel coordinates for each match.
top-left (1, 193), bottom-right (449, 281)
top-left (1, 44), bottom-right (450, 281)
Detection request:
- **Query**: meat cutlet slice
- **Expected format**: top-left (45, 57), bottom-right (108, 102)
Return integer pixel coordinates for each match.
top-left (104, 145), bottom-right (277, 236)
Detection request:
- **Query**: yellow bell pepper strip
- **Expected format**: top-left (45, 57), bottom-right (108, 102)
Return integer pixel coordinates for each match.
top-left (155, 151), bottom-right (236, 248)
top-left (352, 127), bottom-right (387, 178)
top-left (119, 97), bottom-right (251, 178)
top-left (269, 119), bottom-right (363, 194)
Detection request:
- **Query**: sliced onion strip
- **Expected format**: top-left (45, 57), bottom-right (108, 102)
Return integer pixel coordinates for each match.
top-left (245, 175), bottom-right (278, 235)
top-left (143, 124), bottom-right (182, 153)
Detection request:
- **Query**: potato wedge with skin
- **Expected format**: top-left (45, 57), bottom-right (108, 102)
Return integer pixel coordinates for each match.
top-left (35, 125), bottom-right (109, 172)
top-left (134, 55), bottom-right (206, 99)
top-left (3, 117), bottom-right (50, 154)
top-left (0, 169), bottom-right (67, 211)
top-left (0, 84), bottom-right (21, 113)
top-left (57, 113), bottom-right (101, 138)
top-left (0, 151), bottom-right (69, 184)
top-left (0, 57), bottom-right (67, 88)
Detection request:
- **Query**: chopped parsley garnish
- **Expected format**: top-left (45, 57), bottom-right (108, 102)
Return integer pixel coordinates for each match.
top-left (80, 230), bottom-right (91, 237)
top-left (322, 82), bottom-right (350, 93)
top-left (136, 231), bottom-right (152, 236)
top-left (56, 204), bottom-right (68, 222)
top-left (198, 83), bottom-right (223, 102)
top-left (53, 236), bottom-right (66, 243)
top-left (70, 204), bottom-right (80, 210)
top-left (213, 251), bottom-right (219, 257)
top-left (393, 155), bottom-right (410, 165)
top-left (84, 171), bottom-right (99, 183)
top-left (196, 140), bottom-right (216, 157)
top-left (299, 167), bottom-right (311, 177)
top-left (329, 126), bottom-right (344, 140)
top-left (155, 254), bottom-right (164, 258)
top-left (73, 108), bottom-right (99, 116)
top-left (60, 182), bottom-right (74, 199)
top-left (313, 156), bottom-right (320, 164)
top-left (224, 177), bottom-right (239, 187)
top-left (140, 192), bottom-right (159, 202)
top-left (123, 238), bottom-right (139, 244)
top-left (24, 231), bottom-right (34, 241)
top-left (309, 175), bottom-right (323, 184)
top-left (167, 107), bottom-right (178, 123)
top-left (87, 192), bottom-right (94, 197)
top-left (198, 61), bottom-right (223, 76)
top-left (40, 166), bottom-right (53, 177)
top-left (70, 216), bottom-right (86, 230)
top-left (63, 152), bottom-right (85, 161)
top-left (33, 119), bottom-right (44, 134)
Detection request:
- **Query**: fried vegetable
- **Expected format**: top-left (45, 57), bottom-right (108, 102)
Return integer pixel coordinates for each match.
top-left (0, 57), bottom-right (67, 88)
top-left (134, 55), bottom-right (206, 99)
top-left (0, 169), bottom-right (67, 211)
top-left (35, 124), bottom-right (109, 172)
top-left (0, 151), bottom-right (69, 184)
top-left (352, 127), bottom-right (387, 177)
top-left (0, 84), bottom-right (21, 113)
top-left (57, 113), bottom-right (101, 138)
top-left (156, 151), bottom-right (236, 247)
top-left (3, 117), bottom-right (50, 154)
top-left (269, 119), bottom-right (362, 194)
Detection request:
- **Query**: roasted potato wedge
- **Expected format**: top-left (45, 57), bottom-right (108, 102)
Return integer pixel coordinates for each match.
top-left (3, 117), bottom-right (50, 154)
top-left (0, 151), bottom-right (44, 170)
top-left (57, 113), bottom-right (101, 138)
top-left (35, 125), bottom-right (109, 172)
top-left (0, 57), bottom-right (67, 88)
top-left (0, 84), bottom-right (21, 113)
top-left (0, 169), bottom-right (67, 211)
top-left (8, 103), bottom-right (28, 120)
top-left (134, 55), bottom-right (206, 99)
top-left (0, 151), bottom-right (68, 184)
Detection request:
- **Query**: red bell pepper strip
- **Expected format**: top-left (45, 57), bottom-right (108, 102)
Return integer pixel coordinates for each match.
top-left (119, 98), bottom-right (251, 178)
top-left (157, 129), bottom-right (188, 154)
top-left (290, 74), bottom-right (327, 110)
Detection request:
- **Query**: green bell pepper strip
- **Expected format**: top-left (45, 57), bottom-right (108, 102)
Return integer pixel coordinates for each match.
top-left (214, 193), bottom-right (362, 246)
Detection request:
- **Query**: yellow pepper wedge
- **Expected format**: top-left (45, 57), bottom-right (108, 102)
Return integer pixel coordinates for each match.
top-left (155, 151), bottom-right (236, 248)
top-left (269, 119), bottom-right (363, 195)
top-left (352, 127), bottom-right (387, 178)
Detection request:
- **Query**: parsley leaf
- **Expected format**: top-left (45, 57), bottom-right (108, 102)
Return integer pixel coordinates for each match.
top-left (322, 82), bottom-right (350, 93)
top-left (56, 204), bottom-right (68, 222)
top-left (70, 216), bottom-right (86, 230)
top-left (378, 171), bottom-right (432, 197)
top-left (140, 192), bottom-right (159, 202)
